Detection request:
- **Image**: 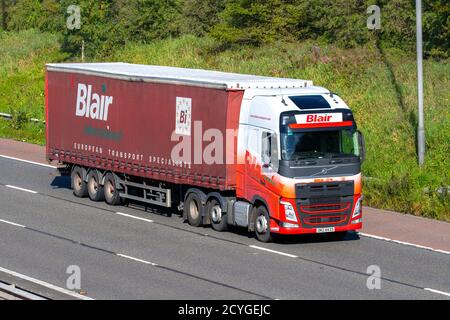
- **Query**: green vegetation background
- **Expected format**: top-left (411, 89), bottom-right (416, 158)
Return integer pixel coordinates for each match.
top-left (0, 1), bottom-right (448, 220)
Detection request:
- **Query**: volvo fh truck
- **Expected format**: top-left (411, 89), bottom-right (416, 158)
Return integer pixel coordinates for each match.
top-left (46, 63), bottom-right (365, 242)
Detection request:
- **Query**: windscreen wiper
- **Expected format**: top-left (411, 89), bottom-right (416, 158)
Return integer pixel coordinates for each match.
top-left (295, 151), bottom-right (325, 160)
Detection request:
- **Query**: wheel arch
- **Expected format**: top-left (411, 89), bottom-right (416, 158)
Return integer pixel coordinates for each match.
top-left (251, 195), bottom-right (270, 212)
top-left (249, 195), bottom-right (270, 232)
top-left (206, 192), bottom-right (228, 213)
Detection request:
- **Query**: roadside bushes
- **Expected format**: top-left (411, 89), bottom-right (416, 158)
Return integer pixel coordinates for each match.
top-left (209, 0), bottom-right (449, 58)
top-left (1, 0), bottom-right (62, 32)
top-left (1, 0), bottom-right (448, 58)
top-left (364, 172), bottom-right (450, 221)
top-left (8, 108), bottom-right (29, 130)
top-left (61, 0), bottom-right (183, 58)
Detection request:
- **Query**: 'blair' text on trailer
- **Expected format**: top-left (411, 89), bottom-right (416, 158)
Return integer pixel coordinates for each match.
top-left (75, 83), bottom-right (113, 121)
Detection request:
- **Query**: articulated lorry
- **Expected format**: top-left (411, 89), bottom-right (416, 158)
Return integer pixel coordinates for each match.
top-left (46, 63), bottom-right (365, 242)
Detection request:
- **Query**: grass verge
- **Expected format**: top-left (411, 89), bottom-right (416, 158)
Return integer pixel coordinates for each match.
top-left (0, 33), bottom-right (448, 220)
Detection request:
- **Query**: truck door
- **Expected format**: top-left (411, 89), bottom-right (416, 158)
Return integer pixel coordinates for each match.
top-left (243, 126), bottom-right (261, 197)
top-left (244, 127), bottom-right (280, 219)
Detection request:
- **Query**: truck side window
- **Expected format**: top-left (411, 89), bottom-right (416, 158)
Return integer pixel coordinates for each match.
top-left (248, 127), bottom-right (260, 160)
top-left (262, 132), bottom-right (271, 164)
top-left (262, 131), bottom-right (279, 172)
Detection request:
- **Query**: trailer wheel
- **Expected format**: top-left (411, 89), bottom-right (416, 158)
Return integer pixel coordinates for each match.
top-left (71, 166), bottom-right (88, 198)
top-left (184, 193), bottom-right (203, 227)
top-left (103, 173), bottom-right (121, 205)
top-left (207, 199), bottom-right (228, 232)
top-left (255, 206), bottom-right (272, 243)
top-left (87, 170), bottom-right (105, 202)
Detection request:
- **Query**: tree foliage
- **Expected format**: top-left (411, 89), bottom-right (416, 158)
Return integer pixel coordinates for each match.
top-left (5, 0), bottom-right (62, 32)
top-left (180, 0), bottom-right (226, 35)
top-left (1, 0), bottom-right (448, 58)
top-left (210, 0), bottom-right (449, 57)
top-left (58, 0), bottom-right (183, 58)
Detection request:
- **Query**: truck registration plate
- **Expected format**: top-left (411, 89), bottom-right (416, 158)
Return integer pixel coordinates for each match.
top-left (316, 227), bottom-right (335, 233)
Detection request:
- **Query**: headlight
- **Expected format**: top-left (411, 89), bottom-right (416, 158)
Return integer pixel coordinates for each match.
top-left (352, 196), bottom-right (362, 218)
top-left (281, 201), bottom-right (297, 222)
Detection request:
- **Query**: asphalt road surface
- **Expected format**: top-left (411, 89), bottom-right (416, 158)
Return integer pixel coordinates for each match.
top-left (0, 157), bottom-right (449, 300)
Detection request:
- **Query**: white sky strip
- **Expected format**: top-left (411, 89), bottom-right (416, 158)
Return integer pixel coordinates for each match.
top-left (0, 155), bottom-right (57, 169)
top-left (249, 245), bottom-right (298, 258)
top-left (0, 266), bottom-right (94, 300)
top-left (5, 185), bottom-right (38, 194)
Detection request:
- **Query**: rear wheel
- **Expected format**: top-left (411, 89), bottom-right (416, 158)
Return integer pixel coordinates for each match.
top-left (184, 193), bottom-right (203, 227)
top-left (103, 172), bottom-right (121, 205)
top-left (71, 166), bottom-right (88, 198)
top-left (255, 206), bottom-right (272, 243)
top-left (87, 170), bottom-right (105, 202)
top-left (207, 199), bottom-right (228, 232)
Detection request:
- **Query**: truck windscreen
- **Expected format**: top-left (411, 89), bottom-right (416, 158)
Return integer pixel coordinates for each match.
top-left (281, 129), bottom-right (359, 161)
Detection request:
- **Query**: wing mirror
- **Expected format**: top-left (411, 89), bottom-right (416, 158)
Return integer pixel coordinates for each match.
top-left (357, 130), bottom-right (366, 163)
top-left (262, 153), bottom-right (271, 168)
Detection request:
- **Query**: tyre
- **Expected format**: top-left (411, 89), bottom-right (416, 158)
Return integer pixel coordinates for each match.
top-left (103, 172), bottom-right (121, 205)
top-left (87, 170), bottom-right (105, 202)
top-left (71, 166), bottom-right (88, 198)
top-left (184, 193), bottom-right (203, 227)
top-left (207, 199), bottom-right (228, 232)
top-left (254, 206), bottom-right (272, 243)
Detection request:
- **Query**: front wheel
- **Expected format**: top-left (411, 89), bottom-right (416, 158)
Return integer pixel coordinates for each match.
top-left (255, 206), bottom-right (272, 243)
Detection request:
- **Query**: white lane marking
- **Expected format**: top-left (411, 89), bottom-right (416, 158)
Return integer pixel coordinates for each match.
top-left (0, 281), bottom-right (46, 300)
top-left (115, 212), bottom-right (154, 223)
top-left (359, 232), bottom-right (450, 255)
top-left (249, 245), bottom-right (298, 258)
top-left (5, 185), bottom-right (38, 194)
top-left (434, 249), bottom-right (450, 255)
top-left (0, 266), bottom-right (94, 300)
top-left (359, 233), bottom-right (389, 241)
top-left (0, 219), bottom-right (26, 228)
top-left (117, 254), bottom-right (158, 266)
top-left (424, 288), bottom-right (450, 297)
top-left (0, 155), bottom-right (57, 169)
top-left (391, 239), bottom-right (433, 250)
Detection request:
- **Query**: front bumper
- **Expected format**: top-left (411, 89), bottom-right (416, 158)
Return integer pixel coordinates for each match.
top-left (274, 185), bottom-right (363, 235)
top-left (270, 189), bottom-right (362, 234)
top-left (271, 220), bottom-right (362, 235)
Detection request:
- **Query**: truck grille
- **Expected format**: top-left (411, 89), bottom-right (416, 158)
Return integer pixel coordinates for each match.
top-left (304, 215), bottom-right (346, 225)
top-left (300, 202), bottom-right (350, 214)
top-left (295, 182), bottom-right (354, 228)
